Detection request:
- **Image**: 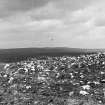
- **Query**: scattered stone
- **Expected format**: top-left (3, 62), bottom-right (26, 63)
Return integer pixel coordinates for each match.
top-left (81, 85), bottom-right (90, 90)
top-left (79, 90), bottom-right (89, 95)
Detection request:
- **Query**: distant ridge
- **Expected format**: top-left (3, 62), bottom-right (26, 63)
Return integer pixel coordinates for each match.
top-left (0, 47), bottom-right (104, 62)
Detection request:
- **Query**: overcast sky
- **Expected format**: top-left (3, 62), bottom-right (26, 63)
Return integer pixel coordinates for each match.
top-left (0, 0), bottom-right (105, 48)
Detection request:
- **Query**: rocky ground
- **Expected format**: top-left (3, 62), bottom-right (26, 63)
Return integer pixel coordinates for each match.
top-left (0, 53), bottom-right (105, 105)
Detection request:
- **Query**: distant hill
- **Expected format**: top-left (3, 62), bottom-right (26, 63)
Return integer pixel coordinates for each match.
top-left (0, 47), bottom-right (104, 62)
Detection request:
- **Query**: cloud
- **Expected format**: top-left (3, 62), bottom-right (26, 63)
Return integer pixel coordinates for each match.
top-left (0, 0), bottom-right (50, 17)
top-left (54, 0), bottom-right (95, 11)
top-left (0, 0), bottom-right (105, 48)
top-left (0, 0), bottom-right (96, 18)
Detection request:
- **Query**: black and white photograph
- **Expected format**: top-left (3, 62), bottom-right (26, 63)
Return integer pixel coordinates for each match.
top-left (0, 0), bottom-right (105, 105)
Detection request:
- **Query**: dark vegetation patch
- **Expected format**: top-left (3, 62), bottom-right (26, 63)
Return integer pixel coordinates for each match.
top-left (0, 47), bottom-right (98, 63)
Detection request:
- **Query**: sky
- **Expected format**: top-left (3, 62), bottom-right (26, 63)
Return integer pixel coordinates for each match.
top-left (0, 0), bottom-right (105, 49)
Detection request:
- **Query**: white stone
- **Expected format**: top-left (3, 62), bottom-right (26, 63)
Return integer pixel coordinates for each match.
top-left (27, 64), bottom-right (32, 68)
top-left (81, 85), bottom-right (90, 90)
top-left (73, 82), bottom-right (80, 85)
top-left (37, 76), bottom-right (46, 81)
top-left (70, 73), bottom-right (74, 78)
top-left (31, 66), bottom-right (35, 71)
top-left (24, 67), bottom-right (28, 72)
top-left (37, 65), bottom-right (44, 69)
top-left (102, 62), bottom-right (105, 65)
top-left (98, 101), bottom-right (102, 104)
top-left (3, 74), bottom-right (7, 77)
top-left (93, 81), bottom-right (100, 85)
top-left (80, 75), bottom-right (84, 78)
top-left (26, 85), bottom-right (31, 89)
top-left (69, 91), bottom-right (74, 96)
top-left (8, 77), bottom-right (14, 83)
top-left (80, 81), bottom-right (84, 83)
top-left (34, 101), bottom-right (39, 104)
top-left (100, 71), bottom-right (105, 74)
top-left (44, 69), bottom-right (50, 71)
top-left (102, 79), bottom-right (105, 82)
top-left (4, 64), bottom-right (10, 69)
top-left (80, 90), bottom-right (89, 95)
